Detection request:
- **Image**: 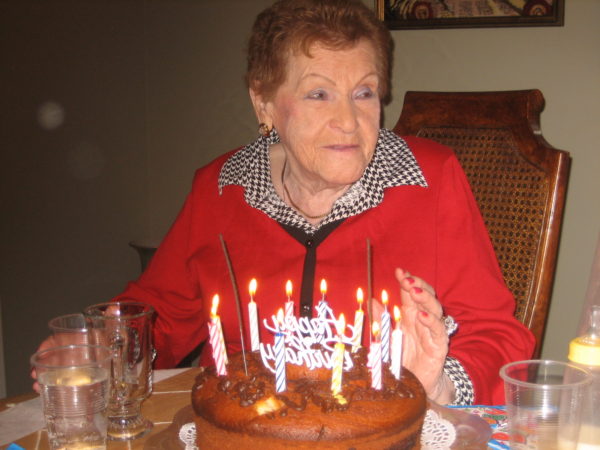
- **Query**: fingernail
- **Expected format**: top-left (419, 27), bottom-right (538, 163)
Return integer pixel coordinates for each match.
top-left (420, 311), bottom-right (429, 318)
top-left (413, 287), bottom-right (423, 294)
top-left (406, 277), bottom-right (415, 284)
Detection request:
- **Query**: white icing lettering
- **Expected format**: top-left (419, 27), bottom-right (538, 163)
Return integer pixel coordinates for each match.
top-left (258, 311), bottom-right (356, 374)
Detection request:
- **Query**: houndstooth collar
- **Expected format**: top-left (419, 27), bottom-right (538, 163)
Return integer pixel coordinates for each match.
top-left (218, 128), bottom-right (428, 234)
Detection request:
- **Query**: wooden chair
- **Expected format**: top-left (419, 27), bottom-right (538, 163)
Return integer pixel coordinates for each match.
top-left (129, 240), bottom-right (159, 273)
top-left (393, 90), bottom-right (570, 358)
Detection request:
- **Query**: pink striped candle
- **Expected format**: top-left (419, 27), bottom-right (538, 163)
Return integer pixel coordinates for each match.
top-left (209, 294), bottom-right (228, 376)
top-left (380, 290), bottom-right (391, 363)
top-left (216, 315), bottom-right (228, 364)
top-left (369, 322), bottom-right (382, 390)
top-left (248, 279), bottom-right (260, 352)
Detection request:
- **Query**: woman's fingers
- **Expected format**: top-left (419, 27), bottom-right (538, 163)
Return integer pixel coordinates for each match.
top-left (416, 310), bottom-right (449, 352)
top-left (411, 285), bottom-right (443, 319)
top-left (395, 268), bottom-right (436, 297)
top-left (394, 268), bottom-right (451, 400)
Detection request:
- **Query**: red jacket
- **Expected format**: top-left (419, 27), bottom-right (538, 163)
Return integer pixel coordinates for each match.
top-left (116, 135), bottom-right (534, 405)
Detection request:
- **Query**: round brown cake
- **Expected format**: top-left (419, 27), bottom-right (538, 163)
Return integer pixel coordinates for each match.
top-left (192, 348), bottom-right (426, 449)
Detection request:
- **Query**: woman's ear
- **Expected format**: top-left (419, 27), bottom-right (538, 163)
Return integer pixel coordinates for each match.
top-left (249, 87), bottom-right (274, 128)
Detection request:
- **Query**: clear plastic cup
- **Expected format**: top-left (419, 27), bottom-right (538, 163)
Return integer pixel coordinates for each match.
top-left (500, 359), bottom-right (592, 449)
top-left (48, 313), bottom-right (89, 346)
top-left (31, 344), bottom-right (112, 450)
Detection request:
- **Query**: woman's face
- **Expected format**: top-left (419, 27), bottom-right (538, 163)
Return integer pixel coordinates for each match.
top-left (255, 40), bottom-right (381, 190)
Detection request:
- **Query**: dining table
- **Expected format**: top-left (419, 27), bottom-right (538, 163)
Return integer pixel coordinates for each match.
top-left (0, 367), bottom-right (511, 449)
top-left (0, 368), bottom-right (198, 449)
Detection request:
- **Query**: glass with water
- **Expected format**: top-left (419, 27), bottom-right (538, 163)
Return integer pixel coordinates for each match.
top-left (31, 344), bottom-right (112, 450)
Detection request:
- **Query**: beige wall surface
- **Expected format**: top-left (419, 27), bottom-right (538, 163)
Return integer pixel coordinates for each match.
top-left (1, 0), bottom-right (599, 396)
top-left (385, 0), bottom-right (600, 364)
top-left (2, 1), bottom-right (149, 396)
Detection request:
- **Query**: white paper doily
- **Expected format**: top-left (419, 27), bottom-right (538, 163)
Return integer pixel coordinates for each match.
top-left (179, 422), bottom-right (198, 450)
top-left (177, 409), bottom-right (456, 449)
top-left (421, 409), bottom-right (457, 448)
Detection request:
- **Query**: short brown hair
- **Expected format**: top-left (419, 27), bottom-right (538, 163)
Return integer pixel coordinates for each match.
top-left (245, 0), bottom-right (394, 103)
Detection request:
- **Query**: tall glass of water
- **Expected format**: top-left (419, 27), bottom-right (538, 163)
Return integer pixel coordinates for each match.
top-left (84, 301), bottom-right (155, 441)
top-left (31, 344), bottom-right (112, 450)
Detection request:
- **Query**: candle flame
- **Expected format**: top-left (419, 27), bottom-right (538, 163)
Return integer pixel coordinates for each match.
top-left (393, 305), bottom-right (401, 322)
top-left (276, 308), bottom-right (284, 324)
top-left (372, 321), bottom-right (380, 338)
top-left (249, 278), bottom-right (257, 298)
top-left (211, 294), bottom-right (220, 317)
top-left (320, 279), bottom-right (327, 295)
top-left (285, 280), bottom-right (292, 298)
top-left (356, 287), bottom-right (364, 308)
top-left (336, 313), bottom-right (346, 336)
top-left (381, 289), bottom-right (389, 306)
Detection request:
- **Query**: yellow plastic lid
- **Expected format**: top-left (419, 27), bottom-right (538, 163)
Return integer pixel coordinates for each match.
top-left (569, 337), bottom-right (600, 366)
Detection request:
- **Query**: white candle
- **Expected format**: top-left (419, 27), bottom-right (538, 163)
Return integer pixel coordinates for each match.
top-left (331, 313), bottom-right (346, 395)
top-left (284, 280), bottom-right (294, 319)
top-left (380, 290), bottom-right (391, 363)
top-left (274, 308), bottom-right (286, 393)
top-left (390, 306), bottom-right (402, 380)
top-left (352, 288), bottom-right (364, 352)
top-left (209, 294), bottom-right (228, 376)
top-left (248, 279), bottom-right (260, 352)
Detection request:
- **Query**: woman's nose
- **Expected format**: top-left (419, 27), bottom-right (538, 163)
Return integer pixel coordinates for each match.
top-left (331, 98), bottom-right (358, 133)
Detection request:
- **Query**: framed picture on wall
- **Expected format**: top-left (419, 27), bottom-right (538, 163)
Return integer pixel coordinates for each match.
top-left (376, 0), bottom-right (565, 29)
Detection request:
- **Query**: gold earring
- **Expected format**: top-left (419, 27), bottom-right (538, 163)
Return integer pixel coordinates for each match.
top-left (258, 123), bottom-right (272, 137)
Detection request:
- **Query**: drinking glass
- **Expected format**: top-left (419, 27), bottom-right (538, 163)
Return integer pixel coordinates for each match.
top-left (49, 313), bottom-right (89, 346)
top-left (31, 344), bottom-right (112, 450)
top-left (500, 359), bottom-right (592, 449)
top-left (84, 301), bottom-right (155, 441)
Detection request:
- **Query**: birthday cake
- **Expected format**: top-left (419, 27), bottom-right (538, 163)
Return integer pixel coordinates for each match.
top-left (192, 347), bottom-right (426, 449)
top-left (192, 288), bottom-right (426, 449)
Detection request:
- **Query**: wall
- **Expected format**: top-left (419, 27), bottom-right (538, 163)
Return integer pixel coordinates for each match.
top-left (1, 1), bottom-right (149, 396)
top-left (1, 0), bottom-right (598, 396)
top-left (384, 0), bottom-right (600, 363)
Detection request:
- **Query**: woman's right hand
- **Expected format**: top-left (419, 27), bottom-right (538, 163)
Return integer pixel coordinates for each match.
top-left (395, 268), bottom-right (455, 404)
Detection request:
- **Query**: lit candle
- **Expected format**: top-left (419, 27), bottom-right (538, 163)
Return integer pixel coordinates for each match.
top-left (352, 288), bottom-right (364, 352)
top-left (208, 294), bottom-right (228, 376)
top-left (390, 305), bottom-right (402, 380)
top-left (274, 308), bottom-right (287, 393)
top-left (284, 280), bottom-right (294, 319)
top-left (248, 279), bottom-right (260, 352)
top-left (317, 279), bottom-right (328, 319)
top-left (331, 313), bottom-right (346, 395)
top-left (216, 297), bottom-right (228, 364)
top-left (368, 322), bottom-right (382, 390)
top-left (380, 290), bottom-right (391, 363)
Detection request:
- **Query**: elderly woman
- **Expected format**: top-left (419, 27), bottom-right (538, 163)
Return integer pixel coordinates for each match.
top-left (115, 0), bottom-right (533, 406)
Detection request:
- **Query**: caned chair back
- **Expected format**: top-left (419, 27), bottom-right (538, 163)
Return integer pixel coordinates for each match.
top-left (393, 90), bottom-right (570, 357)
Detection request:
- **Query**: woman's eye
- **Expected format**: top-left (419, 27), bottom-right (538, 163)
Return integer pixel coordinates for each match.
top-left (306, 90), bottom-right (328, 100)
top-left (355, 87), bottom-right (375, 99)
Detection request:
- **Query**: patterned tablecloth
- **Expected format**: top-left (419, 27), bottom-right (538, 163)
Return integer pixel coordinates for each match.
top-left (451, 405), bottom-right (509, 449)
